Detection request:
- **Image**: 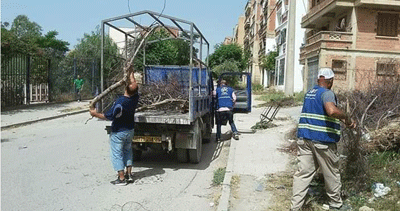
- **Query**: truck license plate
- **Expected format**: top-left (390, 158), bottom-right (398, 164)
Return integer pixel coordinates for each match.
top-left (133, 136), bottom-right (162, 143)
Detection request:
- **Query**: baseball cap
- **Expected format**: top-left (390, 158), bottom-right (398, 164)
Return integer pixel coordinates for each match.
top-left (318, 68), bottom-right (334, 79)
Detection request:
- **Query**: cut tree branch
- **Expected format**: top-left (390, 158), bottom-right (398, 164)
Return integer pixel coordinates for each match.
top-left (136, 99), bottom-right (188, 112)
top-left (89, 27), bottom-right (157, 108)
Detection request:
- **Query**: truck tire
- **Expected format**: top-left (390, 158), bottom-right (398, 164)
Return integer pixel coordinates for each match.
top-left (202, 115), bottom-right (212, 143)
top-left (177, 148), bottom-right (188, 163)
top-left (189, 119), bottom-right (202, 164)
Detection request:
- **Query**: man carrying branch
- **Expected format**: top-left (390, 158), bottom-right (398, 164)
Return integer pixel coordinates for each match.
top-left (89, 72), bottom-right (139, 186)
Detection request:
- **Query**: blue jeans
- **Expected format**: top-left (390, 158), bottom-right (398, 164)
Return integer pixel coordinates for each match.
top-left (215, 111), bottom-right (238, 139)
top-left (109, 129), bottom-right (134, 172)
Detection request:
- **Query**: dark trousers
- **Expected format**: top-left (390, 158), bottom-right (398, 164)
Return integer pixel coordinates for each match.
top-left (215, 110), bottom-right (238, 139)
top-left (75, 89), bottom-right (82, 101)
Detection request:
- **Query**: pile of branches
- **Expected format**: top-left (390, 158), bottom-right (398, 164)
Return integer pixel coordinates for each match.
top-left (337, 75), bottom-right (400, 151)
top-left (336, 72), bottom-right (400, 193)
top-left (137, 75), bottom-right (189, 113)
top-left (367, 121), bottom-right (400, 152)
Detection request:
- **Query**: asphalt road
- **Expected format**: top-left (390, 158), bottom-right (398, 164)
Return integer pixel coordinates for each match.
top-left (1, 112), bottom-right (230, 211)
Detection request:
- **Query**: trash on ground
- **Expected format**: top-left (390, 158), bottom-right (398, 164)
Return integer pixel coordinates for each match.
top-left (359, 205), bottom-right (375, 211)
top-left (255, 183), bottom-right (264, 192)
top-left (322, 204), bottom-right (329, 210)
top-left (372, 182), bottom-right (391, 197)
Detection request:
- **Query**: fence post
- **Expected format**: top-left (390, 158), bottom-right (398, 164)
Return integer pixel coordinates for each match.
top-left (26, 56), bottom-right (31, 105)
top-left (92, 59), bottom-right (95, 95)
top-left (48, 59), bottom-right (51, 102)
top-left (74, 57), bottom-right (77, 93)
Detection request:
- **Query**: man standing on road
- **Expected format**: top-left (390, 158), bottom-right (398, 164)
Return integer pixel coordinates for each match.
top-left (214, 79), bottom-right (239, 141)
top-left (291, 68), bottom-right (356, 210)
top-left (74, 75), bottom-right (84, 102)
top-left (89, 72), bottom-right (139, 186)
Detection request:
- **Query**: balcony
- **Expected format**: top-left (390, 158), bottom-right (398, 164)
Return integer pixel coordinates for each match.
top-left (299, 31), bottom-right (353, 63)
top-left (301, 0), bottom-right (354, 28)
top-left (245, 19), bottom-right (251, 29)
top-left (258, 22), bottom-right (267, 36)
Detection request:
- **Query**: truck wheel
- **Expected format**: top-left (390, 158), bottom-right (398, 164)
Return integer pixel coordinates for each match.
top-left (133, 149), bottom-right (142, 161)
top-left (189, 119), bottom-right (202, 164)
top-left (177, 148), bottom-right (188, 163)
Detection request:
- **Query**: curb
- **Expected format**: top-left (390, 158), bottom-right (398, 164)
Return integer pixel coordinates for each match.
top-left (217, 138), bottom-right (237, 211)
top-left (1, 109), bottom-right (88, 130)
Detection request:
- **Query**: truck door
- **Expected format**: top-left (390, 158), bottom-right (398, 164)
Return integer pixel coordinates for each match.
top-left (219, 72), bottom-right (252, 113)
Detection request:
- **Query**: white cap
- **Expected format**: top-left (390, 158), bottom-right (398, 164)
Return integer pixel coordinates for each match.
top-left (318, 68), bottom-right (334, 79)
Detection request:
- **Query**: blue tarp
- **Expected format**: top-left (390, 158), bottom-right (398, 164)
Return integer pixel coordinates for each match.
top-left (145, 66), bottom-right (207, 87)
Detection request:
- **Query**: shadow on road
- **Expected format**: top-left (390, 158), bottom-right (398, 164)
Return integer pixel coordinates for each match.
top-left (132, 132), bottom-right (229, 171)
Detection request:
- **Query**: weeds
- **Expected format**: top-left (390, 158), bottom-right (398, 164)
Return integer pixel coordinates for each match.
top-left (265, 172), bottom-right (294, 210)
top-left (251, 121), bottom-right (277, 130)
top-left (256, 89), bottom-right (304, 107)
top-left (252, 84), bottom-right (265, 95)
top-left (213, 167), bottom-right (226, 186)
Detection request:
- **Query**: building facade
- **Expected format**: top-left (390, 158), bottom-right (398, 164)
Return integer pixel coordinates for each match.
top-left (234, 0), bottom-right (306, 94)
top-left (241, 0), bottom-right (276, 86)
top-left (274, 0), bottom-right (306, 93)
top-left (300, 0), bottom-right (400, 91)
top-left (234, 15), bottom-right (246, 46)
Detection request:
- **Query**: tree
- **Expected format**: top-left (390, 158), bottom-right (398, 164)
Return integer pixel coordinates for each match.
top-left (37, 31), bottom-right (70, 56)
top-left (260, 51), bottom-right (277, 71)
top-left (55, 27), bottom-right (120, 94)
top-left (208, 43), bottom-right (247, 77)
top-left (10, 15), bottom-right (42, 38)
top-left (1, 15), bottom-right (69, 56)
top-left (131, 29), bottom-right (195, 72)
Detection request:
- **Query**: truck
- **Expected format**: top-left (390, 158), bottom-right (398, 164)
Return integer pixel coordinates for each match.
top-left (101, 11), bottom-right (251, 163)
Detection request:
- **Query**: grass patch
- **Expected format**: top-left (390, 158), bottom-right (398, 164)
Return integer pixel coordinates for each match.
top-left (252, 84), bottom-right (265, 95)
top-left (231, 175), bottom-right (240, 199)
top-left (213, 167), bottom-right (226, 186)
top-left (344, 151), bottom-right (400, 210)
top-left (256, 89), bottom-right (304, 107)
top-left (265, 171), bottom-right (295, 210)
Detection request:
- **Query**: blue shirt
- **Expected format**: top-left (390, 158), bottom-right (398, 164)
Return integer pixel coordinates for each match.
top-left (105, 94), bottom-right (139, 132)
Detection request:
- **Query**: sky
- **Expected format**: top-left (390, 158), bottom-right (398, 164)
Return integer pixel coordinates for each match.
top-left (1, 0), bottom-right (248, 53)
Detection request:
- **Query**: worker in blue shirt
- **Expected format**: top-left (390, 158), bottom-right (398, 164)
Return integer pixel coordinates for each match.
top-left (291, 68), bottom-right (356, 211)
top-left (90, 72), bottom-right (139, 186)
top-left (214, 80), bottom-right (239, 141)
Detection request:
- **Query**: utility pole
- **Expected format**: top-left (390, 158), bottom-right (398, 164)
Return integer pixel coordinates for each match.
top-left (285, 0), bottom-right (296, 95)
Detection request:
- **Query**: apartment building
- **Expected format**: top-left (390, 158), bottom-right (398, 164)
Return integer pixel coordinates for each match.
top-left (233, 15), bottom-right (246, 46)
top-left (241, 0), bottom-right (276, 85)
top-left (300, 0), bottom-right (400, 91)
top-left (274, 0), bottom-right (306, 93)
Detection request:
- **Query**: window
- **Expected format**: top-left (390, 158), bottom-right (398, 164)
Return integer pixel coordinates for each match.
top-left (332, 60), bottom-right (347, 80)
top-left (278, 58), bottom-right (285, 85)
top-left (377, 13), bottom-right (399, 37)
top-left (376, 62), bottom-right (396, 76)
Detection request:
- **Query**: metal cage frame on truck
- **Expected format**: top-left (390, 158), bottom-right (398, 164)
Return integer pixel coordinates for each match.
top-left (100, 10), bottom-right (213, 163)
top-left (100, 10), bottom-right (210, 121)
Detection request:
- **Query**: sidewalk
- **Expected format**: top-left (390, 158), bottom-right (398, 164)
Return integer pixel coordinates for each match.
top-left (217, 99), bottom-right (302, 211)
top-left (1, 100), bottom-right (90, 130)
